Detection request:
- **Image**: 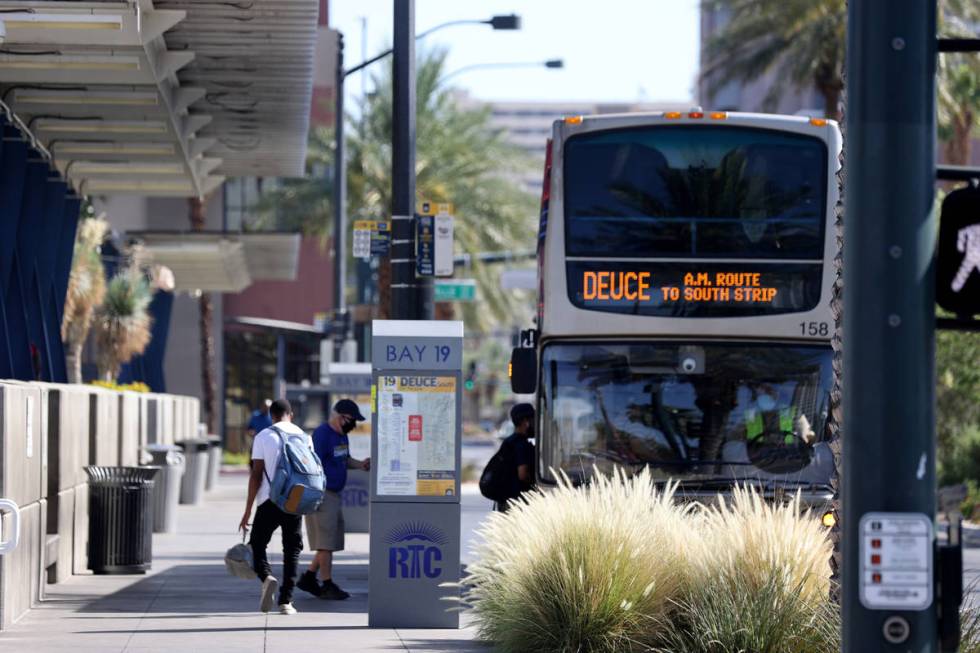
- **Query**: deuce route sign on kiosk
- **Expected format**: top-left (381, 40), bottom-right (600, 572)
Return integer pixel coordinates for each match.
top-left (368, 320), bottom-right (463, 629)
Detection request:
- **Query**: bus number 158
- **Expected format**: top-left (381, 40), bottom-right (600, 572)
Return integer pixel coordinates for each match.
top-left (800, 321), bottom-right (830, 337)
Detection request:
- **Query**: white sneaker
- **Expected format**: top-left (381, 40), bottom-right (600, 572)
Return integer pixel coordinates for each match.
top-left (259, 577), bottom-right (279, 613)
top-left (279, 603), bottom-right (297, 615)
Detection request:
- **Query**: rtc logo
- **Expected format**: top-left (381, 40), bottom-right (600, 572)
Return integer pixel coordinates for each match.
top-left (386, 521), bottom-right (447, 579)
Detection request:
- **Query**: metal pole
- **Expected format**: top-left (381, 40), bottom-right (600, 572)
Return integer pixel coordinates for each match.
top-left (390, 0), bottom-right (431, 320)
top-left (842, 1), bottom-right (937, 650)
top-left (333, 32), bottom-right (347, 358)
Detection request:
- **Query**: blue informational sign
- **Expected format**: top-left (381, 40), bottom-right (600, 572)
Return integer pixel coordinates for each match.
top-left (416, 214), bottom-right (434, 276)
top-left (371, 220), bottom-right (391, 256)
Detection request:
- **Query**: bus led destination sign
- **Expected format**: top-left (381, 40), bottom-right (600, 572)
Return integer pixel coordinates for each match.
top-left (569, 261), bottom-right (821, 318)
top-left (582, 271), bottom-right (779, 304)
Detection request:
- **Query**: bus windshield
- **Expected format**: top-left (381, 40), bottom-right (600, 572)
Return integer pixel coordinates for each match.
top-left (563, 125), bottom-right (827, 259)
top-left (539, 342), bottom-right (833, 485)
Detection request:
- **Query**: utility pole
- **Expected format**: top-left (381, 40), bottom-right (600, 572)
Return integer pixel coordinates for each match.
top-left (842, 1), bottom-right (937, 650)
top-left (390, 0), bottom-right (431, 320)
top-left (332, 32), bottom-right (348, 359)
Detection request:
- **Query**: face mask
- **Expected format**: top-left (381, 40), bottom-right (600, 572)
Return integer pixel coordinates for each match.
top-left (340, 417), bottom-right (356, 434)
top-left (757, 394), bottom-right (777, 412)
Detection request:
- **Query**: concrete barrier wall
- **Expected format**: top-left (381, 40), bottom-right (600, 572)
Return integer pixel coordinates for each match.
top-left (118, 393), bottom-right (140, 467)
top-left (0, 382), bottom-right (45, 629)
top-left (0, 382), bottom-right (198, 629)
top-left (88, 389), bottom-right (119, 466)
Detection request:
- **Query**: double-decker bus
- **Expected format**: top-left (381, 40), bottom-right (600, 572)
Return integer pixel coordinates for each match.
top-left (511, 109), bottom-right (842, 509)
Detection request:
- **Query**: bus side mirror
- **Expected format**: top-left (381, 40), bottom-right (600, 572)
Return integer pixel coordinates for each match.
top-left (510, 348), bottom-right (537, 394)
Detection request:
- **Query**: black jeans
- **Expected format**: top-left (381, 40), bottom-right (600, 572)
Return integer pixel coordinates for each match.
top-left (249, 500), bottom-right (303, 604)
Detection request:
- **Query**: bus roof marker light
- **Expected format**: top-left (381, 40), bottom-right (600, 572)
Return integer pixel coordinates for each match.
top-left (810, 117), bottom-right (828, 126)
top-left (688, 111), bottom-right (704, 119)
top-left (664, 112), bottom-right (682, 120)
top-left (709, 112), bottom-right (728, 120)
top-left (564, 115), bottom-right (583, 125)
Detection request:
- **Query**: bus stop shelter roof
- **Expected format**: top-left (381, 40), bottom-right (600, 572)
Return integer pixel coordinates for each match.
top-left (128, 230), bottom-right (302, 292)
top-left (0, 0), bottom-right (325, 197)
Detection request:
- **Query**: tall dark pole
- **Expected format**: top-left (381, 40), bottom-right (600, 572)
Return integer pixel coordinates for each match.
top-left (390, 0), bottom-right (431, 320)
top-left (842, 1), bottom-right (937, 650)
top-left (333, 32), bottom-right (347, 358)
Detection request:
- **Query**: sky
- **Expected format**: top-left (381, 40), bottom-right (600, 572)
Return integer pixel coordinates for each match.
top-left (330, 0), bottom-right (702, 105)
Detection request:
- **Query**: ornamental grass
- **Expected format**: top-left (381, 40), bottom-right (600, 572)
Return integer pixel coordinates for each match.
top-left (461, 470), bottom-right (839, 653)
top-left (462, 468), bottom-right (699, 653)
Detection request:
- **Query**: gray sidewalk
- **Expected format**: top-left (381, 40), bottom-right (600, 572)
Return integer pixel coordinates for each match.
top-left (0, 473), bottom-right (492, 653)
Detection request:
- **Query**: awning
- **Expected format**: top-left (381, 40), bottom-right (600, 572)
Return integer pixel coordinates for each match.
top-left (130, 230), bottom-right (302, 292)
top-left (0, 0), bottom-right (324, 197)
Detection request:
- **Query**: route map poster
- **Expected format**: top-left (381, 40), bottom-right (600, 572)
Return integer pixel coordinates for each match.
top-left (376, 375), bottom-right (457, 497)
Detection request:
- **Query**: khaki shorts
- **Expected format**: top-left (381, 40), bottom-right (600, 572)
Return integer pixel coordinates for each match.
top-left (305, 490), bottom-right (344, 551)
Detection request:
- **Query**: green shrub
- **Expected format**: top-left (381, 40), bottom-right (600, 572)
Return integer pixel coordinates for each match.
top-left (939, 427), bottom-right (980, 487)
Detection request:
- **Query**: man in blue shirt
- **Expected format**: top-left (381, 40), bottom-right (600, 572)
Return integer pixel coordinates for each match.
top-left (297, 399), bottom-right (370, 600)
top-left (247, 399), bottom-right (273, 441)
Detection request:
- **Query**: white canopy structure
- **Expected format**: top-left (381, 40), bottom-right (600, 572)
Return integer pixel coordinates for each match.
top-left (0, 0), bottom-right (320, 197)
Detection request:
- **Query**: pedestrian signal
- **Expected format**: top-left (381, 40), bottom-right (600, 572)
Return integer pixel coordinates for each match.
top-left (937, 184), bottom-right (980, 316)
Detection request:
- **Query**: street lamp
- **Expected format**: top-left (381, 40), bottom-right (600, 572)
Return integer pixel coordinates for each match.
top-left (331, 14), bottom-right (522, 356)
top-left (440, 58), bottom-right (564, 84)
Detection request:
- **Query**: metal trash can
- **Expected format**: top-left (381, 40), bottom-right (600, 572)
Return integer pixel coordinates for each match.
top-left (205, 436), bottom-right (223, 491)
top-left (85, 466), bottom-right (159, 574)
top-left (175, 439), bottom-right (209, 505)
top-left (144, 445), bottom-right (184, 533)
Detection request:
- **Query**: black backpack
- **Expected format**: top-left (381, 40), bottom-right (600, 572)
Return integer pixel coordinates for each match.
top-left (479, 440), bottom-right (515, 503)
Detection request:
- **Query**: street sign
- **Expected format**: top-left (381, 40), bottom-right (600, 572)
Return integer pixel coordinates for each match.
top-left (937, 184), bottom-right (980, 315)
top-left (353, 219), bottom-right (391, 259)
top-left (433, 279), bottom-right (476, 302)
top-left (416, 214), bottom-right (434, 275)
top-left (417, 202), bottom-right (454, 277)
top-left (859, 512), bottom-right (933, 611)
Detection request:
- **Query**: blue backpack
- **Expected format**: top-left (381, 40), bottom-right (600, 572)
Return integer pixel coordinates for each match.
top-left (264, 427), bottom-right (326, 515)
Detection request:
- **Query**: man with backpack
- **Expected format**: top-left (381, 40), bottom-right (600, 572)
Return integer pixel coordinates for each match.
top-left (480, 403), bottom-right (536, 512)
top-left (296, 399), bottom-right (370, 600)
top-left (239, 399), bottom-right (322, 615)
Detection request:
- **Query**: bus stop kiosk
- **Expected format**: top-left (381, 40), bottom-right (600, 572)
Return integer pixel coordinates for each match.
top-left (368, 320), bottom-right (462, 628)
top-left (321, 363), bottom-right (373, 533)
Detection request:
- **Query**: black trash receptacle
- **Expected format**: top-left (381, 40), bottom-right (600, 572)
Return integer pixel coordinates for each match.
top-left (85, 466), bottom-right (159, 574)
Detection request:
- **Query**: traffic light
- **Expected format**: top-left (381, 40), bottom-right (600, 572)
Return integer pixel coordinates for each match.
top-left (937, 184), bottom-right (980, 316)
top-left (464, 361), bottom-right (476, 391)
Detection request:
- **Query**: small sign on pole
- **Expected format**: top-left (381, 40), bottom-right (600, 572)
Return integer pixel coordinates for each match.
top-left (353, 219), bottom-right (392, 259)
top-left (433, 278), bottom-right (476, 302)
top-left (417, 202), bottom-right (454, 277)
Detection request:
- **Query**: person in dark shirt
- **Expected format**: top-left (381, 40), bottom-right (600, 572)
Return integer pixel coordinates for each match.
top-left (497, 403), bottom-right (536, 513)
top-left (246, 399), bottom-right (273, 442)
top-left (296, 399), bottom-right (370, 600)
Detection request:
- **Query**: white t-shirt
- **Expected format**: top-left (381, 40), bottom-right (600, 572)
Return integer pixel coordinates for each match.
top-left (251, 421), bottom-right (311, 506)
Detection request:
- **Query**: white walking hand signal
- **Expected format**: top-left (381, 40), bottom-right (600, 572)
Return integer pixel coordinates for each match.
top-left (952, 224), bottom-right (980, 293)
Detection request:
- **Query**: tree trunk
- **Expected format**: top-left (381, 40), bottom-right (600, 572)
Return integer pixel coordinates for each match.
top-left (942, 111), bottom-right (973, 166)
top-left (189, 197), bottom-right (217, 433)
top-left (377, 254), bottom-right (391, 320)
top-left (66, 345), bottom-right (83, 384)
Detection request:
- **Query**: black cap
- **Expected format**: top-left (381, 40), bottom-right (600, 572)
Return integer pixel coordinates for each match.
top-left (510, 402), bottom-right (535, 425)
top-left (334, 399), bottom-right (366, 421)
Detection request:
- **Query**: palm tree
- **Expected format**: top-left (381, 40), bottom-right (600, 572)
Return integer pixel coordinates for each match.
top-left (701, 0), bottom-right (845, 119)
top-left (938, 0), bottom-right (980, 165)
top-left (62, 205), bottom-right (108, 383)
top-left (254, 48), bottom-right (538, 331)
top-left (94, 267), bottom-right (153, 382)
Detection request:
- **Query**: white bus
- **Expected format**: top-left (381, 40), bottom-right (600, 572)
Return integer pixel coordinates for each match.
top-left (511, 110), bottom-right (842, 508)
